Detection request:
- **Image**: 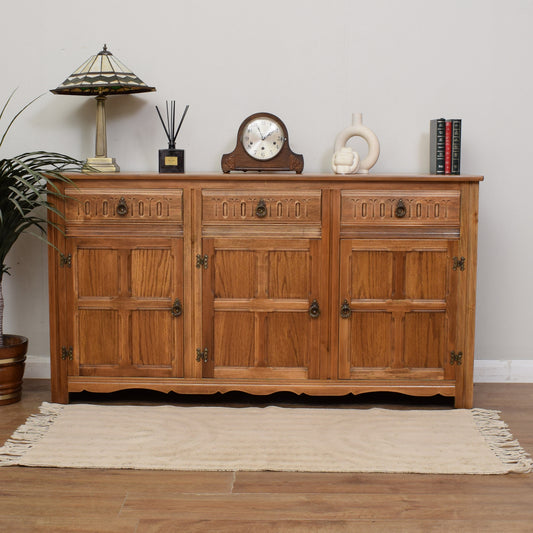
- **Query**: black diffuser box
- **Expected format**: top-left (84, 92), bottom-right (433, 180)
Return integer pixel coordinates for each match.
top-left (159, 149), bottom-right (184, 173)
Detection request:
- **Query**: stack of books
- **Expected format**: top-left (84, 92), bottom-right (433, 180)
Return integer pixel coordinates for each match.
top-left (429, 118), bottom-right (461, 174)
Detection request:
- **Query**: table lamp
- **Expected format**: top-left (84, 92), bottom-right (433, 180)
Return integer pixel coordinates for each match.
top-left (51, 44), bottom-right (156, 172)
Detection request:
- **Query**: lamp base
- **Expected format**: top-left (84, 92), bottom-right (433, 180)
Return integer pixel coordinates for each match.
top-left (83, 157), bottom-right (120, 173)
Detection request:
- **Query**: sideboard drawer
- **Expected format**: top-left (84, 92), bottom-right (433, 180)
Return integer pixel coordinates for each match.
top-left (65, 188), bottom-right (183, 224)
top-left (202, 189), bottom-right (322, 224)
top-left (341, 190), bottom-right (460, 226)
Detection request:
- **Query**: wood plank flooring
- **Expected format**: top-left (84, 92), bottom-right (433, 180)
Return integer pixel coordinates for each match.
top-left (1, 380), bottom-right (532, 532)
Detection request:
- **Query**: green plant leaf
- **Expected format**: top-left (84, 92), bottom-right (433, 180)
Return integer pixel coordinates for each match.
top-left (0, 92), bottom-right (85, 337)
top-left (0, 93), bottom-right (44, 148)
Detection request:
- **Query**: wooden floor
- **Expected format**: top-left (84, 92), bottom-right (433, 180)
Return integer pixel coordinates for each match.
top-left (0, 381), bottom-right (532, 532)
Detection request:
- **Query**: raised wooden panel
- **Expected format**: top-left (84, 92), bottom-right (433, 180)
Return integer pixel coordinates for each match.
top-left (69, 237), bottom-right (184, 379)
top-left (405, 251), bottom-right (448, 300)
top-left (78, 309), bottom-right (120, 367)
top-left (349, 312), bottom-right (393, 369)
top-left (131, 249), bottom-right (173, 298)
top-left (266, 313), bottom-right (310, 367)
top-left (77, 249), bottom-right (120, 297)
top-left (131, 310), bottom-right (175, 368)
top-left (205, 237), bottom-right (323, 380)
top-left (403, 311), bottom-right (446, 369)
top-left (213, 312), bottom-right (255, 368)
top-left (202, 190), bottom-right (321, 224)
top-left (350, 251), bottom-right (393, 300)
top-left (341, 190), bottom-right (460, 226)
top-left (339, 238), bottom-right (457, 381)
top-left (268, 251), bottom-right (310, 299)
top-left (214, 251), bottom-right (256, 299)
top-left (65, 188), bottom-right (183, 223)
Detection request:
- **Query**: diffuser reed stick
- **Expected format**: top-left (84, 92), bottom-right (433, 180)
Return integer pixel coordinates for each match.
top-left (156, 101), bottom-right (189, 150)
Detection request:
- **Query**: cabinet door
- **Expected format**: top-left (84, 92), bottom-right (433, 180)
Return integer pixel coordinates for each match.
top-left (201, 238), bottom-right (325, 380)
top-left (338, 239), bottom-right (460, 381)
top-left (66, 237), bottom-right (184, 377)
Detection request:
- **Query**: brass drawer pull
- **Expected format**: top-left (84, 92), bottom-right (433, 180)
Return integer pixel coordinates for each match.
top-left (340, 299), bottom-right (351, 318)
top-left (116, 197), bottom-right (129, 217)
top-left (308, 299), bottom-right (320, 318)
top-left (171, 298), bottom-right (183, 317)
top-left (395, 198), bottom-right (407, 218)
top-left (255, 199), bottom-right (267, 218)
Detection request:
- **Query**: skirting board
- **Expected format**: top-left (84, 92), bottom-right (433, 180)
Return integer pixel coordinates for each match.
top-left (473, 360), bottom-right (533, 383)
top-left (23, 356), bottom-right (533, 383)
top-left (25, 356), bottom-right (52, 379)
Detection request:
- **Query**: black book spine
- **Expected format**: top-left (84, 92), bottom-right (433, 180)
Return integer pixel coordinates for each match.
top-left (430, 118), bottom-right (446, 174)
top-left (451, 119), bottom-right (462, 175)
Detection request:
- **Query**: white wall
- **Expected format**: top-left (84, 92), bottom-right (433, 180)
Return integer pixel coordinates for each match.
top-left (2, 0), bottom-right (532, 374)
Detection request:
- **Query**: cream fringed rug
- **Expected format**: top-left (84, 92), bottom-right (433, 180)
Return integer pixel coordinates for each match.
top-left (1, 403), bottom-right (531, 474)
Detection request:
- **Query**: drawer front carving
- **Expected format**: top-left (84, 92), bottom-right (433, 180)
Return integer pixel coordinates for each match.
top-left (65, 188), bottom-right (183, 223)
top-left (202, 190), bottom-right (321, 224)
top-left (341, 190), bottom-right (460, 225)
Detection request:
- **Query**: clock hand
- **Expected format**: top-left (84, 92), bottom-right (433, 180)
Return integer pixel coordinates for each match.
top-left (256, 125), bottom-right (265, 140)
top-left (263, 126), bottom-right (281, 140)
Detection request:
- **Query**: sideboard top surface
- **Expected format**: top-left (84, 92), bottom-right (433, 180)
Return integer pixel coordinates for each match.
top-left (61, 172), bottom-right (484, 183)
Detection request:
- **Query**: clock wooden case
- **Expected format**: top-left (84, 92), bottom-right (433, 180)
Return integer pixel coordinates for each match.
top-left (221, 112), bottom-right (304, 173)
top-left (47, 172), bottom-right (482, 407)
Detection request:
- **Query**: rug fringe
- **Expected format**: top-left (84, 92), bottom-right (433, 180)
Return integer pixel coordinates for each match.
top-left (0, 402), bottom-right (64, 466)
top-left (471, 408), bottom-right (533, 474)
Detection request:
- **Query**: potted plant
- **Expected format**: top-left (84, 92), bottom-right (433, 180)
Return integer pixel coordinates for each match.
top-left (0, 92), bottom-right (83, 405)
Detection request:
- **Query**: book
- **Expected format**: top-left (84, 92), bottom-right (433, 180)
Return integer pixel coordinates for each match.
top-left (451, 119), bottom-right (461, 175)
top-left (444, 120), bottom-right (452, 174)
top-left (429, 117), bottom-right (462, 175)
top-left (429, 118), bottom-right (446, 174)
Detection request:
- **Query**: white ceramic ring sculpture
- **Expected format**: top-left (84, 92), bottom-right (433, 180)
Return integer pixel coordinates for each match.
top-left (332, 113), bottom-right (380, 174)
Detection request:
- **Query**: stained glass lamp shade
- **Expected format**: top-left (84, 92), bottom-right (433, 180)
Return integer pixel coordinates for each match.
top-left (51, 45), bottom-right (155, 172)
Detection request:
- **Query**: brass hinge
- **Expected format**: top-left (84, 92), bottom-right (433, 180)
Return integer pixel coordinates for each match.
top-left (60, 253), bottom-right (72, 268)
top-left (450, 351), bottom-right (463, 365)
top-left (196, 254), bottom-right (208, 269)
top-left (452, 256), bottom-right (465, 271)
top-left (61, 346), bottom-right (73, 361)
top-left (196, 348), bottom-right (208, 363)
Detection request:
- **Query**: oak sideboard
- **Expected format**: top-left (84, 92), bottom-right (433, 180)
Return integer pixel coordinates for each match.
top-left (47, 173), bottom-right (482, 406)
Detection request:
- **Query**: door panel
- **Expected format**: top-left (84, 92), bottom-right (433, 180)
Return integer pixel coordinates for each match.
top-left (213, 311), bottom-right (255, 367)
top-left (350, 251), bottom-right (394, 300)
top-left (131, 249), bottom-right (173, 298)
top-left (131, 310), bottom-right (178, 369)
top-left (350, 311), bottom-right (393, 369)
top-left (405, 251), bottom-right (448, 300)
top-left (78, 309), bottom-right (120, 367)
top-left (339, 239), bottom-right (457, 380)
top-left (268, 251), bottom-right (310, 299)
top-left (403, 311), bottom-right (446, 368)
top-left (214, 251), bottom-right (256, 298)
top-left (77, 249), bottom-right (120, 297)
top-left (203, 238), bottom-right (324, 380)
top-left (266, 312), bottom-right (310, 368)
top-left (67, 237), bottom-right (184, 377)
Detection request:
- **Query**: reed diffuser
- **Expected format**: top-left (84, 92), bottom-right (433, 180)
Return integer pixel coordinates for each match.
top-left (156, 101), bottom-right (189, 173)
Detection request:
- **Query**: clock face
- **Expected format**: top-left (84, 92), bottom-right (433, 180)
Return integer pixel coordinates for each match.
top-left (242, 117), bottom-right (285, 160)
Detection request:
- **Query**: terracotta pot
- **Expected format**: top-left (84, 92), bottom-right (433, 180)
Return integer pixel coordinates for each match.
top-left (0, 335), bottom-right (28, 405)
